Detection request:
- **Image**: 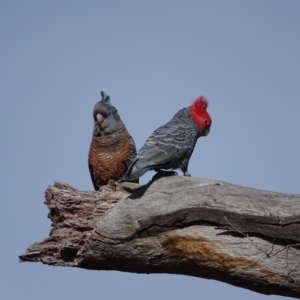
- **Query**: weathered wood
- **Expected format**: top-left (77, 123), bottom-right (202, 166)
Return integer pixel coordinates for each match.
top-left (20, 176), bottom-right (300, 299)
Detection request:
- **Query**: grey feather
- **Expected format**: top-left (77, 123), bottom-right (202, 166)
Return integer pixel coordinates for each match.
top-left (125, 108), bottom-right (201, 181)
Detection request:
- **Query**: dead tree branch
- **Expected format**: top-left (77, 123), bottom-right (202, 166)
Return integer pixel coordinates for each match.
top-left (20, 176), bottom-right (300, 298)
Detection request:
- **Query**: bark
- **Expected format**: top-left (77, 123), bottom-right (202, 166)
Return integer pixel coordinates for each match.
top-left (20, 176), bottom-right (300, 299)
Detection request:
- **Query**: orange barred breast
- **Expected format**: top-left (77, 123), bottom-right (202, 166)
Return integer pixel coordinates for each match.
top-left (88, 135), bottom-right (131, 190)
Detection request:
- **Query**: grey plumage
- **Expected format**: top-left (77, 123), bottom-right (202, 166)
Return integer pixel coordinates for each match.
top-left (88, 91), bottom-right (138, 190)
top-left (125, 107), bottom-right (205, 181)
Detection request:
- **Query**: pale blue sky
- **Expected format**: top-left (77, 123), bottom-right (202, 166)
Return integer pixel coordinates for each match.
top-left (1, 1), bottom-right (300, 299)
